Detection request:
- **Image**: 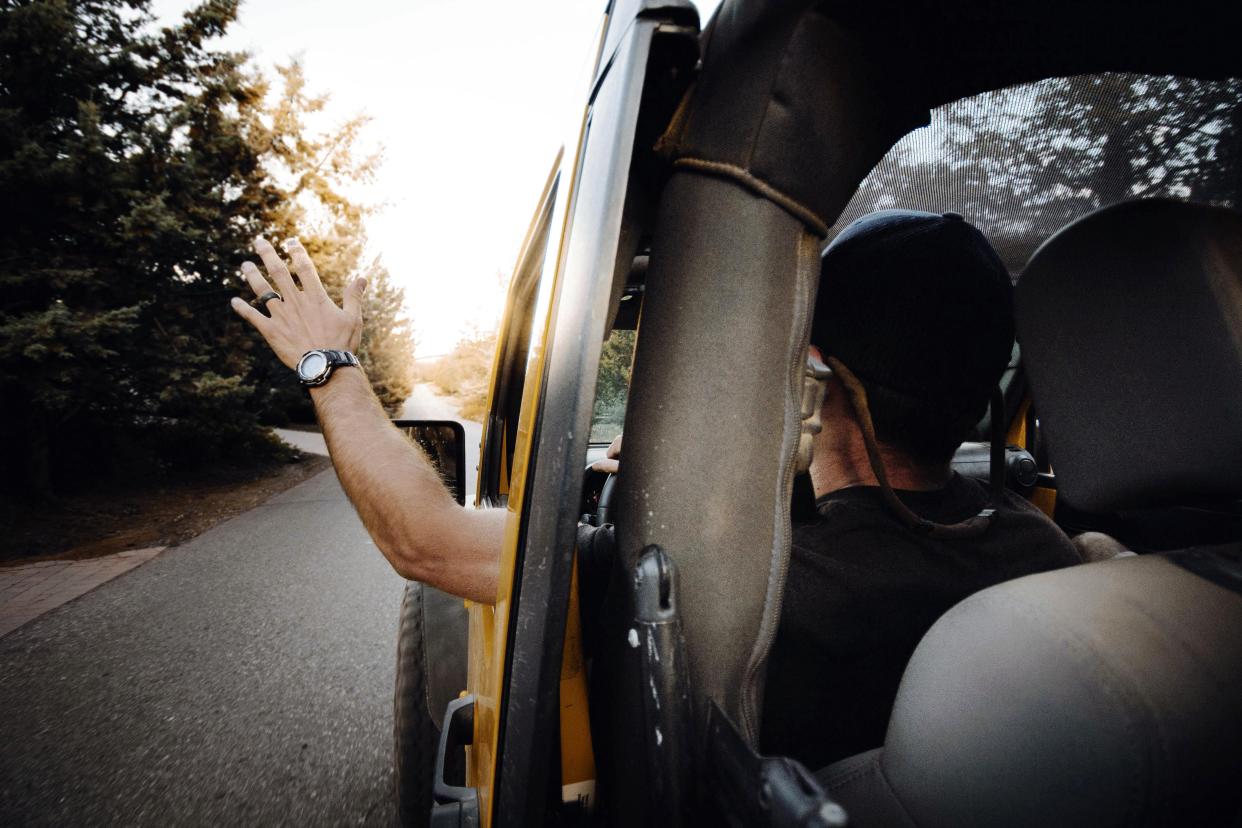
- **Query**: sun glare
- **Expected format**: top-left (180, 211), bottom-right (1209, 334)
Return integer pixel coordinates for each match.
top-left (149, 0), bottom-right (721, 355)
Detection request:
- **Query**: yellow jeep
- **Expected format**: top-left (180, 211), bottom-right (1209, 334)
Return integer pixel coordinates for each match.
top-left (396, 1), bottom-right (1242, 825)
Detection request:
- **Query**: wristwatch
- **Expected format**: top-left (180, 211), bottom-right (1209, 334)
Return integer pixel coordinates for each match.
top-left (296, 349), bottom-right (360, 387)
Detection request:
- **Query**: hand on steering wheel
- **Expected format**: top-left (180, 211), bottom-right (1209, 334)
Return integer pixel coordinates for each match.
top-left (582, 433), bottom-right (623, 525)
top-left (590, 433), bottom-right (623, 474)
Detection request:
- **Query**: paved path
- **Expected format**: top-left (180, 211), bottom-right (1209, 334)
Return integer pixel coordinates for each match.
top-left (0, 548), bottom-right (165, 638)
top-left (0, 472), bottom-right (404, 826)
top-left (273, 427), bottom-right (328, 456)
top-left (0, 383), bottom-right (484, 826)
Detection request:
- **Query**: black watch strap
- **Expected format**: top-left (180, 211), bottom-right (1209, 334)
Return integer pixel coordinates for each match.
top-left (322, 349), bottom-right (360, 368)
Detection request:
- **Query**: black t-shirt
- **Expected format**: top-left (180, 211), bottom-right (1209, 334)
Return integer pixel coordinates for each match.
top-left (759, 473), bottom-right (1082, 769)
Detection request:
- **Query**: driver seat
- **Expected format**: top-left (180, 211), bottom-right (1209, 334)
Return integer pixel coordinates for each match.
top-left (811, 199), bottom-right (1242, 826)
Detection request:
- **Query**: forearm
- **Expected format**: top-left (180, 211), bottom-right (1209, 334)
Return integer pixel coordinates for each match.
top-left (310, 368), bottom-right (503, 603)
top-left (226, 237), bottom-right (501, 600)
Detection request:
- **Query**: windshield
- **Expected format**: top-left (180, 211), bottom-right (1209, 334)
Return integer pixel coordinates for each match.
top-left (828, 73), bottom-right (1242, 275)
top-left (589, 328), bottom-right (636, 443)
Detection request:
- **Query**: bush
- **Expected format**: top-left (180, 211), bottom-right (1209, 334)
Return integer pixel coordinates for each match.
top-left (420, 332), bottom-right (496, 422)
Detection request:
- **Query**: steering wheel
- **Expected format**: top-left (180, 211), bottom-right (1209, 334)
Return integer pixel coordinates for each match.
top-left (580, 465), bottom-right (619, 526)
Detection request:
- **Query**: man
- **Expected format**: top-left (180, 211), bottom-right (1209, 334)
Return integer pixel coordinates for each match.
top-left (759, 209), bottom-right (1082, 768)
top-left (230, 210), bottom-right (1079, 769)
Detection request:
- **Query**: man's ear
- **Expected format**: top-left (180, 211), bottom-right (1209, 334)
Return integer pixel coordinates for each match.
top-left (808, 344), bottom-right (823, 362)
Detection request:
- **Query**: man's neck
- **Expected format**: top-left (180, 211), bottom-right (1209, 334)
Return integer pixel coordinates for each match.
top-left (807, 371), bottom-right (953, 500)
top-left (809, 437), bottom-right (951, 500)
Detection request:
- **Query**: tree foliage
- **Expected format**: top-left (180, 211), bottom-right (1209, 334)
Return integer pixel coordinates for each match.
top-left (358, 259), bottom-right (416, 411)
top-left (419, 324), bottom-right (635, 439)
top-left (590, 329), bottom-right (634, 442)
top-left (0, 0), bottom-right (413, 501)
top-left (250, 61), bottom-right (414, 414)
top-left (421, 330), bottom-right (497, 422)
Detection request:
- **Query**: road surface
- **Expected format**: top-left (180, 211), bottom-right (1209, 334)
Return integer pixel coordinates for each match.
top-left (0, 386), bottom-right (482, 826)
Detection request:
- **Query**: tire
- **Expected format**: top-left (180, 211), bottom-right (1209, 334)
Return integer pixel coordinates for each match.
top-left (394, 581), bottom-right (439, 827)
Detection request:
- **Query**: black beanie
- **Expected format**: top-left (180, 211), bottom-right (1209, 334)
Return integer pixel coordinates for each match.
top-left (811, 209), bottom-right (1015, 436)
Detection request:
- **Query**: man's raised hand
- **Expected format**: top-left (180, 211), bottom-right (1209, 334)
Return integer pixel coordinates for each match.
top-left (230, 236), bottom-right (367, 369)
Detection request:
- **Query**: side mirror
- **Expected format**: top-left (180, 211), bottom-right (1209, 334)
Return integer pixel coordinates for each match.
top-left (393, 420), bottom-right (467, 506)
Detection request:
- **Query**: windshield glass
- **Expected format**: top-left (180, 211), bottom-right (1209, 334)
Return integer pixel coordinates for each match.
top-left (589, 328), bottom-right (636, 443)
top-left (828, 73), bottom-right (1242, 274)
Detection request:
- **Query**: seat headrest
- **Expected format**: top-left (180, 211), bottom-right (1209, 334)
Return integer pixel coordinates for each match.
top-left (1016, 199), bottom-right (1242, 513)
top-left (822, 554), bottom-right (1242, 827)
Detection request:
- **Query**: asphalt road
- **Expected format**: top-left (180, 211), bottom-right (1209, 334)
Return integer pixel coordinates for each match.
top-left (0, 387), bottom-right (482, 826)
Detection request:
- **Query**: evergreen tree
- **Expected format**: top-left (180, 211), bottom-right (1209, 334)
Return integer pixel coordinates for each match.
top-left (0, 0), bottom-right (414, 504)
top-left (1, 0), bottom-right (168, 496)
top-left (357, 259), bottom-right (416, 410)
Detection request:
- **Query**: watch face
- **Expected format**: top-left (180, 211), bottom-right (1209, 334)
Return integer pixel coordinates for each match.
top-left (298, 351), bottom-right (329, 382)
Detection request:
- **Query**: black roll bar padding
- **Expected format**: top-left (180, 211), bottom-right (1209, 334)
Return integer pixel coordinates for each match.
top-left (619, 2), bottom-right (935, 763)
top-left (706, 701), bottom-right (848, 828)
top-left (680, 0), bottom-right (1242, 240)
top-left (616, 171), bottom-right (820, 755)
top-left (631, 545), bottom-right (695, 824)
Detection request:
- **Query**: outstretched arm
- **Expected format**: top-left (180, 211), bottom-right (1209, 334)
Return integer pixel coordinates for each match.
top-left (230, 236), bottom-right (503, 604)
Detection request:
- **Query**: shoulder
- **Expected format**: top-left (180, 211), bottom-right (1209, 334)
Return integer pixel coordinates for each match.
top-left (990, 489), bottom-right (1084, 564)
top-left (790, 493), bottom-right (922, 571)
top-left (944, 474), bottom-right (1082, 564)
top-left (793, 492), bottom-right (883, 549)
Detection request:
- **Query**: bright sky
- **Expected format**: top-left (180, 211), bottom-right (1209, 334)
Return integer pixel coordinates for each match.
top-left (151, 0), bottom-right (720, 355)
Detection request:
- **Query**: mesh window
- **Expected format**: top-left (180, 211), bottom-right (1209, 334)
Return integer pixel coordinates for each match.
top-left (827, 74), bottom-right (1242, 274)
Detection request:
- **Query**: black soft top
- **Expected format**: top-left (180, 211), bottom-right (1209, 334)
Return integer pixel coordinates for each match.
top-left (665, 0), bottom-right (1242, 234)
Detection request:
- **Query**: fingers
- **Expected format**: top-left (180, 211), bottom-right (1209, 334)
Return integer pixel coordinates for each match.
top-left (606, 433), bottom-right (623, 460)
top-left (240, 261), bottom-right (273, 298)
top-left (230, 296), bottom-right (271, 331)
top-left (342, 276), bottom-right (367, 319)
top-left (253, 237), bottom-right (298, 297)
top-left (283, 237), bottom-right (329, 301)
